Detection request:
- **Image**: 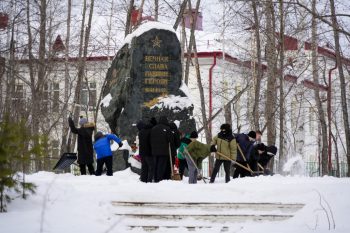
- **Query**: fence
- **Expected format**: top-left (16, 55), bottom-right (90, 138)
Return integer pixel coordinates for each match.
top-left (201, 159), bottom-right (348, 178)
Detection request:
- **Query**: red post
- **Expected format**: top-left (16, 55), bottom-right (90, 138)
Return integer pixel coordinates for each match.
top-left (328, 61), bottom-right (337, 175)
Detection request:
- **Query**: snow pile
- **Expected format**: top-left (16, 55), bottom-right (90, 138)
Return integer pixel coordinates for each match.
top-left (180, 82), bottom-right (191, 97)
top-left (150, 95), bottom-right (192, 113)
top-left (1, 171), bottom-right (350, 233)
top-left (101, 93), bottom-right (112, 107)
top-left (111, 139), bottom-right (131, 152)
top-left (122, 21), bottom-right (175, 48)
top-left (174, 120), bottom-right (180, 128)
top-left (283, 155), bottom-right (306, 175)
top-left (128, 156), bottom-right (141, 169)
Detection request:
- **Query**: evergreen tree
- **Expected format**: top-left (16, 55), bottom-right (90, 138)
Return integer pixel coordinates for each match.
top-left (0, 116), bottom-right (47, 212)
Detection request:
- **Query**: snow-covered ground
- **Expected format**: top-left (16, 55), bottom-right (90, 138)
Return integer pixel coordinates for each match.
top-left (1, 170), bottom-right (350, 233)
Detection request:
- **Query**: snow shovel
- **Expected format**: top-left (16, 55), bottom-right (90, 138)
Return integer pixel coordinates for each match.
top-left (237, 144), bottom-right (265, 175)
top-left (53, 113), bottom-right (78, 171)
top-left (183, 148), bottom-right (208, 184)
top-left (53, 152), bottom-right (77, 170)
top-left (215, 151), bottom-right (255, 174)
top-left (236, 143), bottom-right (253, 174)
top-left (169, 144), bottom-right (181, 181)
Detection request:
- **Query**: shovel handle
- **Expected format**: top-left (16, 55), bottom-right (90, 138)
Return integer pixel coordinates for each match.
top-left (215, 151), bottom-right (254, 174)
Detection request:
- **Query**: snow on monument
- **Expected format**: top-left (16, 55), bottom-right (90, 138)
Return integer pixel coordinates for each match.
top-left (101, 22), bottom-right (196, 144)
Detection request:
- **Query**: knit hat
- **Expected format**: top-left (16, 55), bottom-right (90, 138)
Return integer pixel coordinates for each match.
top-left (169, 122), bottom-right (178, 130)
top-left (190, 131), bottom-right (198, 139)
top-left (79, 117), bottom-right (88, 126)
top-left (136, 120), bottom-right (145, 131)
top-left (158, 116), bottom-right (169, 125)
top-left (247, 131), bottom-right (256, 139)
top-left (94, 131), bottom-right (104, 141)
top-left (267, 145), bottom-right (278, 155)
top-left (220, 123), bottom-right (231, 131)
top-left (256, 143), bottom-right (266, 151)
top-left (150, 117), bottom-right (157, 126)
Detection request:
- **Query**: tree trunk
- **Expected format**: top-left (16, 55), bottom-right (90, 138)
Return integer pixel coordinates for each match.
top-left (329, 0), bottom-right (350, 177)
top-left (173, 0), bottom-right (188, 31)
top-left (311, 0), bottom-right (328, 175)
top-left (137, 0), bottom-right (145, 25)
top-left (154, 0), bottom-right (159, 21)
top-left (264, 0), bottom-right (278, 170)
top-left (125, 0), bottom-right (134, 36)
top-left (251, 0), bottom-right (262, 131)
top-left (278, 0), bottom-right (286, 173)
top-left (331, 133), bottom-right (340, 177)
top-left (70, 0), bottom-right (94, 150)
top-left (184, 0), bottom-right (196, 85)
top-left (61, 0), bottom-right (72, 153)
top-left (26, 0), bottom-right (47, 171)
top-left (181, 14), bottom-right (186, 82)
top-left (94, 0), bottom-right (115, 127)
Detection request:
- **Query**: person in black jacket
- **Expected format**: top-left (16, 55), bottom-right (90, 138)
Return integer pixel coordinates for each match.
top-left (233, 131), bottom-right (256, 178)
top-left (137, 120), bottom-right (154, 183)
top-left (150, 116), bottom-right (174, 182)
top-left (248, 143), bottom-right (266, 173)
top-left (68, 116), bottom-right (95, 175)
top-left (259, 145), bottom-right (277, 175)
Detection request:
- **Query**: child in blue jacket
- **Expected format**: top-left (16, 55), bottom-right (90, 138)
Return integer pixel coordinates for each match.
top-left (94, 131), bottom-right (123, 176)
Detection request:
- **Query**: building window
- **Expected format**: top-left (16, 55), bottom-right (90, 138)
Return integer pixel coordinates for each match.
top-left (309, 107), bottom-right (314, 134)
top-left (52, 83), bottom-right (60, 112)
top-left (12, 83), bottom-right (26, 113)
top-left (43, 82), bottom-right (50, 113)
top-left (81, 82), bottom-right (96, 111)
top-left (88, 82), bottom-right (96, 108)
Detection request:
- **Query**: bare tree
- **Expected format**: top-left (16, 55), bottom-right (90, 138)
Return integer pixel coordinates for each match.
top-left (70, 0), bottom-right (95, 150)
top-left (277, 0), bottom-right (287, 173)
top-left (61, 0), bottom-right (72, 154)
top-left (154, 0), bottom-right (159, 21)
top-left (125, 0), bottom-right (134, 36)
top-left (264, 0), bottom-right (278, 170)
top-left (329, 0), bottom-right (350, 177)
top-left (173, 0), bottom-right (188, 31)
top-left (251, 0), bottom-right (263, 131)
top-left (310, 0), bottom-right (329, 175)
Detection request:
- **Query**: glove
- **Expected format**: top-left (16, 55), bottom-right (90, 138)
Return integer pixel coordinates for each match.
top-left (210, 145), bottom-right (217, 152)
top-left (118, 142), bottom-right (123, 148)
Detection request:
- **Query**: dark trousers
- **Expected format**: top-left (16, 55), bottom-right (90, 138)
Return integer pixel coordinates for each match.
top-left (178, 158), bottom-right (188, 179)
top-left (154, 156), bottom-right (169, 182)
top-left (233, 161), bottom-right (250, 178)
top-left (210, 159), bottom-right (231, 183)
top-left (79, 163), bottom-right (95, 175)
top-left (95, 156), bottom-right (113, 176)
top-left (140, 156), bottom-right (155, 183)
top-left (164, 155), bottom-right (175, 180)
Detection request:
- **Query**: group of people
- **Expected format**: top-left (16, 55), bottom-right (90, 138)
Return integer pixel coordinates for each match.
top-left (68, 116), bottom-right (123, 176)
top-left (68, 115), bottom-right (277, 183)
top-left (137, 117), bottom-right (278, 184)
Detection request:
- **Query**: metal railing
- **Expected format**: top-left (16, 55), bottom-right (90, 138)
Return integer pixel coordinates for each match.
top-left (201, 160), bottom-right (348, 178)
